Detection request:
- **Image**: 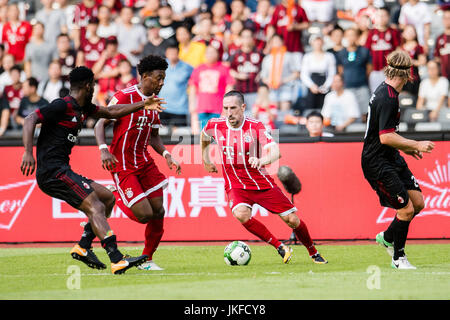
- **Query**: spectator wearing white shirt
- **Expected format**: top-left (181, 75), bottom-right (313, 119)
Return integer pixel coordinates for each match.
top-left (321, 74), bottom-right (361, 132)
top-left (96, 5), bottom-right (118, 39)
top-left (37, 60), bottom-right (69, 102)
top-left (168, 0), bottom-right (201, 22)
top-left (416, 60), bottom-right (449, 122)
top-left (301, 34), bottom-right (336, 111)
top-left (398, 0), bottom-right (432, 53)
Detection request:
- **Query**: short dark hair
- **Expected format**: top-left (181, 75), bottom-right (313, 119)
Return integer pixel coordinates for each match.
top-left (224, 90), bottom-right (245, 105)
top-left (165, 44), bottom-right (179, 52)
top-left (69, 66), bottom-right (94, 89)
top-left (57, 33), bottom-right (70, 40)
top-left (137, 55), bottom-right (168, 76)
top-left (306, 110), bottom-right (324, 121)
top-left (27, 77), bottom-right (39, 89)
top-left (10, 65), bottom-right (22, 73)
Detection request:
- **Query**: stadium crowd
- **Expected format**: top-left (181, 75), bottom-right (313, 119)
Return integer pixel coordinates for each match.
top-left (0, 0), bottom-right (449, 137)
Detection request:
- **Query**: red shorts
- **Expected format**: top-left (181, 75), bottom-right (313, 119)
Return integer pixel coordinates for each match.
top-left (111, 160), bottom-right (167, 209)
top-left (226, 186), bottom-right (297, 216)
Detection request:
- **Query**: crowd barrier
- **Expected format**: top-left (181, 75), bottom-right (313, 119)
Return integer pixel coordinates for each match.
top-left (0, 142), bottom-right (449, 242)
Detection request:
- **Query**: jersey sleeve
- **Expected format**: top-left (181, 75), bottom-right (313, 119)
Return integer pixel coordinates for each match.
top-left (201, 119), bottom-right (215, 140)
top-left (85, 102), bottom-right (99, 117)
top-left (255, 121), bottom-right (276, 150)
top-left (378, 99), bottom-right (398, 135)
top-left (35, 98), bottom-right (66, 123)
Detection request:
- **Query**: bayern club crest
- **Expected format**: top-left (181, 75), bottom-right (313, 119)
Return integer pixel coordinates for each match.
top-left (125, 188), bottom-right (134, 199)
top-left (244, 134), bottom-right (252, 143)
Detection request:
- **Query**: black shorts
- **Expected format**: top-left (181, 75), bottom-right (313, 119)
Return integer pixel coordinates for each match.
top-left (37, 166), bottom-right (95, 209)
top-left (366, 165), bottom-right (421, 209)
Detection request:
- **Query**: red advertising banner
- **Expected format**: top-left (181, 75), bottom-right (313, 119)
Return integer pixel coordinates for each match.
top-left (0, 142), bottom-right (449, 242)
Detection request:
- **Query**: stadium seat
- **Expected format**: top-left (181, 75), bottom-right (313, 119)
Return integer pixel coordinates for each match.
top-left (414, 122), bottom-right (442, 132)
top-left (401, 109), bottom-right (429, 124)
top-left (438, 108), bottom-right (450, 123)
top-left (279, 124), bottom-right (301, 135)
top-left (345, 123), bottom-right (367, 133)
top-left (399, 122), bottom-right (408, 132)
top-left (399, 92), bottom-right (416, 109)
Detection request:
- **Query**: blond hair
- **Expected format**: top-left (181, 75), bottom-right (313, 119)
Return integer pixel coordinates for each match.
top-left (384, 50), bottom-right (413, 81)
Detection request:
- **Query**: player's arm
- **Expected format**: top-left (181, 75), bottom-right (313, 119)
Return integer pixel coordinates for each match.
top-left (94, 118), bottom-right (118, 171)
top-left (200, 130), bottom-right (218, 173)
top-left (150, 128), bottom-right (181, 174)
top-left (93, 94), bottom-right (166, 119)
top-left (20, 112), bottom-right (41, 176)
top-left (249, 142), bottom-right (280, 170)
top-left (379, 132), bottom-right (434, 158)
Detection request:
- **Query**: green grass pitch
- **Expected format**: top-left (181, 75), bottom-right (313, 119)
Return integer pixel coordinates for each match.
top-left (0, 243), bottom-right (449, 300)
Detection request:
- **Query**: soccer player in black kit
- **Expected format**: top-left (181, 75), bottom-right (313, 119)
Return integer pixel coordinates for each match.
top-left (20, 66), bottom-right (166, 274)
top-left (361, 51), bottom-right (435, 269)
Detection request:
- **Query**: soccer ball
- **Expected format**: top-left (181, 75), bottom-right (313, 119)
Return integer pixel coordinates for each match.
top-left (224, 241), bottom-right (251, 266)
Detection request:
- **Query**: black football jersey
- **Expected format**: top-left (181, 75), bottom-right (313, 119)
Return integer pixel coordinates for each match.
top-left (361, 82), bottom-right (407, 180)
top-left (35, 95), bottom-right (98, 177)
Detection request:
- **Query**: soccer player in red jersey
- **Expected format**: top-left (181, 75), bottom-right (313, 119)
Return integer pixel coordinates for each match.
top-left (1, 3), bottom-right (32, 63)
top-left (94, 55), bottom-right (181, 271)
top-left (201, 90), bottom-right (327, 264)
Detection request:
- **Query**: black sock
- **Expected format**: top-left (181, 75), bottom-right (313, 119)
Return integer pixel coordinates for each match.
top-left (78, 222), bottom-right (96, 249)
top-left (383, 219), bottom-right (396, 243)
top-left (100, 235), bottom-right (123, 263)
top-left (393, 218), bottom-right (411, 260)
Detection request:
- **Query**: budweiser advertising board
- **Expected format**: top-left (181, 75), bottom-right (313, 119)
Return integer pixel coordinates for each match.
top-left (0, 142), bottom-right (449, 242)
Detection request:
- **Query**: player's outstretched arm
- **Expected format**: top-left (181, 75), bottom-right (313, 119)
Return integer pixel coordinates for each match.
top-left (94, 95), bottom-right (166, 119)
top-left (20, 112), bottom-right (41, 176)
top-left (201, 131), bottom-right (218, 173)
top-left (379, 132), bottom-right (435, 155)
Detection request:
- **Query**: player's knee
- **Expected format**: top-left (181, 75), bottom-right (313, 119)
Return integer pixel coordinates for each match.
top-left (412, 198), bottom-right (425, 215)
top-left (233, 206), bottom-right (252, 223)
top-left (397, 202), bottom-right (415, 221)
top-left (152, 206), bottom-right (165, 220)
top-left (286, 214), bottom-right (300, 229)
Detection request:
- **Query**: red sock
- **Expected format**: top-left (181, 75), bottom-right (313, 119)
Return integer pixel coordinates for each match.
top-left (242, 217), bottom-right (281, 249)
top-left (142, 219), bottom-right (164, 259)
top-left (294, 220), bottom-right (317, 256)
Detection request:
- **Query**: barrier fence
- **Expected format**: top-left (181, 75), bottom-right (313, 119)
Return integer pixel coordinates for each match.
top-left (0, 142), bottom-right (449, 242)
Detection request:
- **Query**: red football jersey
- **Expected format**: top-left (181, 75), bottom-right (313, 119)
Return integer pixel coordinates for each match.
top-left (365, 28), bottom-right (400, 71)
top-left (98, 52), bottom-right (128, 94)
top-left (434, 34), bottom-right (450, 80)
top-left (80, 37), bottom-right (106, 69)
top-left (1, 21), bottom-right (32, 62)
top-left (3, 85), bottom-right (23, 111)
top-left (202, 116), bottom-right (277, 191)
top-left (108, 85), bottom-right (161, 172)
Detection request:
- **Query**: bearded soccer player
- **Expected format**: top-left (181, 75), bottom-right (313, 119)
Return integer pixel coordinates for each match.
top-left (201, 90), bottom-right (327, 264)
top-left (20, 66), bottom-right (165, 274)
top-left (362, 50), bottom-right (435, 269)
top-left (94, 55), bottom-right (181, 271)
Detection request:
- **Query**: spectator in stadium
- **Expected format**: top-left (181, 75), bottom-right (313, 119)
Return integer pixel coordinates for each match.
top-left (249, 0), bottom-right (272, 53)
top-left (53, 33), bottom-right (77, 82)
top-left (72, 0), bottom-right (100, 49)
top-left (224, 19), bottom-right (244, 59)
top-left (301, 34), bottom-right (336, 111)
top-left (3, 65), bottom-right (23, 122)
top-left (92, 36), bottom-right (127, 106)
top-left (114, 59), bottom-right (138, 92)
top-left (193, 17), bottom-right (225, 60)
top-left (229, 28), bottom-right (264, 112)
top-left (398, 0), bottom-right (432, 54)
top-left (159, 45), bottom-right (193, 128)
top-left (400, 24), bottom-right (427, 97)
top-left (416, 60), bottom-right (449, 122)
top-left (365, 7), bottom-right (400, 93)
top-left (1, 3), bottom-right (32, 63)
top-left (23, 22), bottom-right (54, 83)
top-left (188, 45), bottom-right (235, 134)
top-left (211, 0), bottom-right (228, 40)
top-left (434, 8), bottom-right (450, 81)
top-left (227, 0), bottom-right (252, 28)
top-left (0, 53), bottom-right (26, 94)
top-left (157, 1), bottom-right (181, 42)
top-left (143, 19), bottom-right (176, 58)
top-left (0, 5), bottom-right (7, 39)
top-left (267, 0), bottom-right (310, 53)
top-left (305, 110), bottom-right (334, 138)
top-left (76, 17), bottom-right (106, 70)
top-left (15, 77), bottom-right (48, 127)
top-left (260, 33), bottom-right (301, 113)
top-left (321, 74), bottom-right (361, 132)
top-left (37, 60), bottom-right (68, 103)
top-left (0, 95), bottom-right (9, 137)
top-left (356, 13), bottom-right (372, 46)
top-left (116, 6), bottom-right (147, 74)
top-left (168, 0), bottom-right (201, 23)
top-left (140, 0), bottom-right (159, 21)
top-left (326, 24), bottom-right (345, 67)
top-left (54, 0), bottom-right (77, 35)
top-left (102, 0), bottom-right (123, 17)
top-left (34, 0), bottom-right (67, 48)
top-left (252, 84), bottom-right (277, 130)
top-left (301, 0), bottom-right (335, 24)
top-left (336, 27), bottom-right (372, 119)
top-left (354, 0), bottom-right (378, 25)
top-left (96, 5), bottom-right (119, 39)
top-left (176, 24), bottom-right (206, 68)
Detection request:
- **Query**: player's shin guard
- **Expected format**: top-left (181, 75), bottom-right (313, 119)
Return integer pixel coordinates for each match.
top-left (100, 234), bottom-right (124, 263)
top-left (143, 219), bottom-right (164, 259)
top-left (242, 217), bottom-right (282, 248)
top-left (293, 220), bottom-right (318, 256)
